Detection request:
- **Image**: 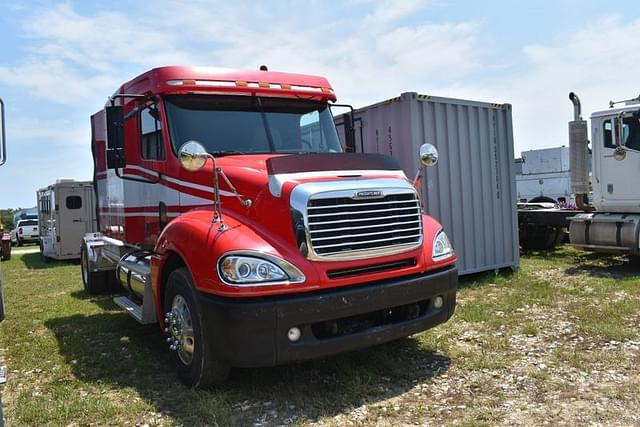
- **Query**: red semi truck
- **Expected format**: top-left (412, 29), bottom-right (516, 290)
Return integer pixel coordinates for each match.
top-left (81, 66), bottom-right (458, 387)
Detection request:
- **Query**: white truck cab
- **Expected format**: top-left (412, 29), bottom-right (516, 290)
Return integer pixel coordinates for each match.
top-left (569, 93), bottom-right (640, 254)
top-left (589, 105), bottom-right (640, 211)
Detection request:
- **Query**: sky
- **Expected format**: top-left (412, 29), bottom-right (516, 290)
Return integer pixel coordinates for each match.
top-left (1, 0), bottom-right (639, 208)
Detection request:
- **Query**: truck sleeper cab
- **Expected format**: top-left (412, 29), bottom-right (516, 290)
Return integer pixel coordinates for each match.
top-left (81, 66), bottom-right (457, 387)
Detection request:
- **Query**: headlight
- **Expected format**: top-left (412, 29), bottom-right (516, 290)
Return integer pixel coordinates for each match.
top-left (432, 230), bottom-right (454, 261)
top-left (218, 252), bottom-right (305, 286)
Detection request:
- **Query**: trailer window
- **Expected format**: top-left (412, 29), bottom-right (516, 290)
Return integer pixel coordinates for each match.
top-left (39, 194), bottom-right (51, 214)
top-left (66, 196), bottom-right (82, 210)
top-left (141, 106), bottom-right (165, 160)
top-left (165, 95), bottom-right (342, 156)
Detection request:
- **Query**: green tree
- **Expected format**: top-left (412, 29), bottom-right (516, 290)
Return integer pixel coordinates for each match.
top-left (0, 209), bottom-right (15, 230)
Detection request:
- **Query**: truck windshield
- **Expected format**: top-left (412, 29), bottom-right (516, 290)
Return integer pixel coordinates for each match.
top-left (165, 95), bottom-right (343, 156)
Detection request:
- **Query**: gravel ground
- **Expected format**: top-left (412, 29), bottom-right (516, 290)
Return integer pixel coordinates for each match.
top-left (1, 247), bottom-right (639, 426)
top-left (297, 251), bottom-right (640, 427)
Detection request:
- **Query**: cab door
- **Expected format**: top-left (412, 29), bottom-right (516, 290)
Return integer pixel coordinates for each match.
top-left (138, 104), bottom-right (175, 246)
top-left (595, 115), bottom-right (640, 209)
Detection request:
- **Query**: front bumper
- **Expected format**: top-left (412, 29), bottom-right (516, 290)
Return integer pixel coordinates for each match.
top-left (197, 265), bottom-right (457, 367)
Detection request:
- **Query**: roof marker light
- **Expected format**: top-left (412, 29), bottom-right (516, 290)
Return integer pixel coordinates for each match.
top-left (197, 80), bottom-right (235, 87)
top-left (291, 85), bottom-right (323, 93)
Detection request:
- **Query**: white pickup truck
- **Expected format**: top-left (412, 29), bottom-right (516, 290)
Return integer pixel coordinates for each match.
top-left (11, 219), bottom-right (39, 246)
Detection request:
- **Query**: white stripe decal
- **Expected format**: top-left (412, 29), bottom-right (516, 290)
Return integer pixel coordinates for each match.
top-left (125, 165), bottom-right (160, 177)
top-left (102, 212), bottom-right (182, 218)
top-left (268, 169), bottom-right (406, 197)
top-left (125, 164), bottom-right (236, 197)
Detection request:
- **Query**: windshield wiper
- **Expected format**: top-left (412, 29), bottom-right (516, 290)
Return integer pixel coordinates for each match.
top-left (255, 96), bottom-right (276, 152)
top-left (209, 150), bottom-right (246, 157)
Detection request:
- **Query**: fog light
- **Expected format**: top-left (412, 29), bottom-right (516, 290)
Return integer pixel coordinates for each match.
top-left (433, 296), bottom-right (444, 309)
top-left (287, 327), bottom-right (302, 342)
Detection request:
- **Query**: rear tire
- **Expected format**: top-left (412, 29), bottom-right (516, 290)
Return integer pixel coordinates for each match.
top-left (520, 225), bottom-right (564, 251)
top-left (164, 267), bottom-right (229, 388)
top-left (81, 244), bottom-right (107, 295)
top-left (528, 196), bottom-right (557, 204)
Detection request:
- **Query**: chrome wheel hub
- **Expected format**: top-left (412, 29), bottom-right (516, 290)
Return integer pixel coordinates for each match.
top-left (164, 295), bottom-right (195, 365)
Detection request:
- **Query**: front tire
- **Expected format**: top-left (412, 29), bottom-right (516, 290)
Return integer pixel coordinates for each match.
top-left (164, 267), bottom-right (229, 388)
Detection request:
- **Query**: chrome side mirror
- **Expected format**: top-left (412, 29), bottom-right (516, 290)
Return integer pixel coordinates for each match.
top-left (419, 143), bottom-right (438, 167)
top-left (613, 115), bottom-right (627, 161)
top-left (0, 97), bottom-right (6, 166)
top-left (614, 146), bottom-right (626, 161)
top-left (178, 140), bottom-right (209, 171)
top-left (413, 142), bottom-right (438, 192)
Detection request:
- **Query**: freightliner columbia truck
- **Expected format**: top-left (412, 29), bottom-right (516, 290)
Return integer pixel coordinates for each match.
top-left (81, 66), bottom-right (458, 387)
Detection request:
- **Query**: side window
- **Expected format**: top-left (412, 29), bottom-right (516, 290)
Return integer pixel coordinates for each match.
top-left (603, 120), bottom-right (614, 148)
top-left (625, 117), bottom-right (640, 151)
top-left (141, 106), bottom-right (164, 160)
top-left (66, 196), bottom-right (82, 210)
top-left (300, 110), bottom-right (328, 152)
top-left (604, 118), bottom-right (639, 150)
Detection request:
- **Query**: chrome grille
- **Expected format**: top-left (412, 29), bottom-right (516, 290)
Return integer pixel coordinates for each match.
top-left (306, 192), bottom-right (422, 259)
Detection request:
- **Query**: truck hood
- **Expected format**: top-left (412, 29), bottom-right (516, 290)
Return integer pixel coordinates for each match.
top-left (214, 153), bottom-right (410, 245)
top-left (217, 152), bottom-right (408, 202)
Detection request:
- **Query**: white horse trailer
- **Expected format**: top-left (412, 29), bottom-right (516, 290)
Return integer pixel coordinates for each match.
top-left (37, 180), bottom-right (96, 260)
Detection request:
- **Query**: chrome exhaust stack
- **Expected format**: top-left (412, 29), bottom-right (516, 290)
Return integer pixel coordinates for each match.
top-left (569, 91), bottom-right (582, 121)
top-left (568, 92), bottom-right (593, 212)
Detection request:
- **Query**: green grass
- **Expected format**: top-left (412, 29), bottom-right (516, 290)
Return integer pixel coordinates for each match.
top-left (0, 246), bottom-right (639, 425)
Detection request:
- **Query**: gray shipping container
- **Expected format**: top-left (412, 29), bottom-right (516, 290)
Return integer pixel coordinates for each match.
top-left (335, 92), bottom-right (519, 275)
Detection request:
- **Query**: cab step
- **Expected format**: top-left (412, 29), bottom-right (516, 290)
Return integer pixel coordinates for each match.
top-left (114, 295), bottom-right (156, 325)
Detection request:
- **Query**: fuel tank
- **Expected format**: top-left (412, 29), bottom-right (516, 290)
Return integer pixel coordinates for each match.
top-left (569, 213), bottom-right (640, 254)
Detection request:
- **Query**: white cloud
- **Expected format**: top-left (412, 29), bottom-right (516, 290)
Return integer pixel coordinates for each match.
top-left (149, 1), bottom-right (484, 107)
top-left (25, 3), bottom-right (195, 71)
top-left (4, 3), bottom-right (638, 207)
top-left (0, 59), bottom-right (117, 105)
top-left (362, 0), bottom-right (432, 27)
top-left (504, 14), bottom-right (640, 155)
top-left (7, 116), bottom-right (88, 146)
top-left (0, 2), bottom-right (196, 106)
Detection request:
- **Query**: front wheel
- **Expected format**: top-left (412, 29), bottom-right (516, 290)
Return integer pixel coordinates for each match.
top-left (164, 268), bottom-right (229, 388)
